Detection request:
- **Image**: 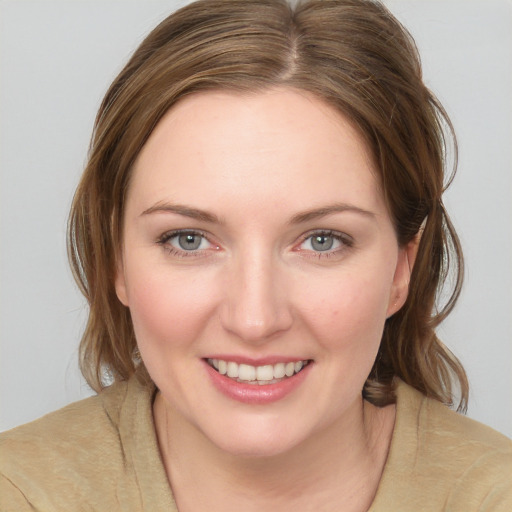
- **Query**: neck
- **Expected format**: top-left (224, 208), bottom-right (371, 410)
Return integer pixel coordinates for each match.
top-left (153, 393), bottom-right (395, 512)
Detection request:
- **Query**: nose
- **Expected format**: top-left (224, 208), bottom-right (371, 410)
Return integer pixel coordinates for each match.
top-left (219, 248), bottom-right (293, 343)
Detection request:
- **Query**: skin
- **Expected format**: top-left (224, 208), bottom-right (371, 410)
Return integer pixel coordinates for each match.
top-left (115, 88), bottom-right (416, 511)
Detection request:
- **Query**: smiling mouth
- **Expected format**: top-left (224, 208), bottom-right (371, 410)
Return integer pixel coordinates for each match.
top-left (206, 358), bottom-right (311, 385)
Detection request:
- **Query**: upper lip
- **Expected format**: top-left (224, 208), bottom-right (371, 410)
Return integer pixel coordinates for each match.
top-left (203, 355), bottom-right (312, 366)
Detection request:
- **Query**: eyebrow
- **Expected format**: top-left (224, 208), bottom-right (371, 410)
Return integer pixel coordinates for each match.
top-left (141, 202), bottom-right (221, 223)
top-left (142, 201), bottom-right (375, 225)
top-left (289, 203), bottom-right (376, 224)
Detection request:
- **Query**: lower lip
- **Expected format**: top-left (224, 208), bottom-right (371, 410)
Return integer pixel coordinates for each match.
top-left (204, 360), bottom-right (312, 404)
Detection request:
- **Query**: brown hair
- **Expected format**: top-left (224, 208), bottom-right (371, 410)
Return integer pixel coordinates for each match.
top-left (68, 0), bottom-right (468, 410)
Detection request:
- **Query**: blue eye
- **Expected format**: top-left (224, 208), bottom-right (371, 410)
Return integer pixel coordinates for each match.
top-left (158, 230), bottom-right (213, 254)
top-left (173, 233), bottom-right (207, 251)
top-left (309, 234), bottom-right (337, 251)
top-left (299, 231), bottom-right (350, 254)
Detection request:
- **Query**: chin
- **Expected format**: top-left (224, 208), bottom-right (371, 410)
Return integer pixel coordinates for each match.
top-left (195, 412), bottom-right (317, 459)
top-left (213, 431), bottom-right (300, 459)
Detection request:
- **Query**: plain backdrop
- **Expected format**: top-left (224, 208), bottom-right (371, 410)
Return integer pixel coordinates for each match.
top-left (1, 0), bottom-right (511, 437)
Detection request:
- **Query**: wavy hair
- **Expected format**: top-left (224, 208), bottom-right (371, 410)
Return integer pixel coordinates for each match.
top-left (68, 0), bottom-right (468, 410)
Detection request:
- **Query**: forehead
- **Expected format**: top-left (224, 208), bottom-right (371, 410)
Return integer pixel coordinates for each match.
top-left (128, 88), bottom-right (384, 217)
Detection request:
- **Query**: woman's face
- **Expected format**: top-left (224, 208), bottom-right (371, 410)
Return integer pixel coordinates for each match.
top-left (116, 88), bottom-right (411, 457)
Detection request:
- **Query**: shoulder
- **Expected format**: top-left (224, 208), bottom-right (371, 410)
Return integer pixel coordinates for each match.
top-left (0, 378), bottom-right (146, 510)
top-left (414, 385), bottom-right (512, 510)
top-left (372, 381), bottom-right (512, 512)
top-left (398, 379), bottom-right (512, 455)
top-left (0, 379), bottom-right (130, 461)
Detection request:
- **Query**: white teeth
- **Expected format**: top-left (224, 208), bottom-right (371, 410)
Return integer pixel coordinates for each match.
top-left (256, 365), bottom-right (274, 381)
top-left (227, 361), bottom-right (239, 378)
top-left (208, 358), bottom-right (309, 383)
top-left (274, 363), bottom-right (286, 379)
top-left (238, 364), bottom-right (256, 381)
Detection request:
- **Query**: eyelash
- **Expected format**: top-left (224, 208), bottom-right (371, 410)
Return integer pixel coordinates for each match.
top-left (296, 230), bottom-right (354, 259)
top-left (156, 229), bottom-right (353, 259)
top-left (156, 229), bottom-right (216, 258)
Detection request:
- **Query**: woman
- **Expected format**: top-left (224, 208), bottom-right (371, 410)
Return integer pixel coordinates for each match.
top-left (1, 0), bottom-right (510, 510)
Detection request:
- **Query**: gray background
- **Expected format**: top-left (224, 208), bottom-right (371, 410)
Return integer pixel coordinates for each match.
top-left (1, 0), bottom-right (511, 437)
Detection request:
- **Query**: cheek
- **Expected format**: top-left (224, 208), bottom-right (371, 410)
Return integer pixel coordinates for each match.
top-left (124, 263), bottom-right (219, 352)
top-left (299, 268), bottom-right (393, 353)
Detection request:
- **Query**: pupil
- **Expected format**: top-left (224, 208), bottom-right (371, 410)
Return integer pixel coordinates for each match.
top-left (178, 233), bottom-right (201, 250)
top-left (311, 235), bottom-right (333, 251)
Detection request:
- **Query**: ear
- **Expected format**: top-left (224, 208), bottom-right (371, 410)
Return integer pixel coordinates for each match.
top-left (114, 254), bottom-right (129, 307)
top-left (386, 235), bottom-right (420, 318)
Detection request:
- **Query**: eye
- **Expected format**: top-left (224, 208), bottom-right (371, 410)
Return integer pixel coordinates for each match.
top-left (171, 232), bottom-right (210, 251)
top-left (297, 230), bottom-right (352, 256)
top-left (304, 234), bottom-right (339, 252)
top-left (157, 229), bottom-right (217, 256)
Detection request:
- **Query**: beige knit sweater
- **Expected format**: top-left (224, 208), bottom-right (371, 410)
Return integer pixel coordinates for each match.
top-left (1, 376), bottom-right (511, 511)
